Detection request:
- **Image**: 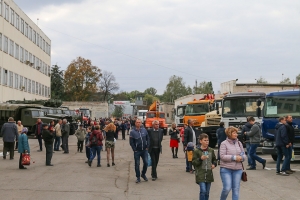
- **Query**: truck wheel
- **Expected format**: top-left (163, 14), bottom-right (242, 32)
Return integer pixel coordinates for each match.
top-left (272, 155), bottom-right (277, 161)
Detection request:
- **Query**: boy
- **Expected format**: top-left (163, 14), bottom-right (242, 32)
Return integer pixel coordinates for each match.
top-left (42, 123), bottom-right (54, 166)
top-left (186, 142), bottom-right (194, 173)
top-left (85, 127), bottom-right (92, 163)
top-left (192, 133), bottom-right (217, 200)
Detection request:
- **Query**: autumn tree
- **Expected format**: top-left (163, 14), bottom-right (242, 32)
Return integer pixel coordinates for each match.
top-left (256, 77), bottom-right (268, 84)
top-left (162, 75), bottom-right (192, 102)
top-left (280, 77), bottom-right (292, 84)
top-left (51, 65), bottom-right (65, 99)
top-left (64, 57), bottom-right (102, 101)
top-left (144, 87), bottom-right (157, 96)
top-left (99, 71), bottom-right (119, 101)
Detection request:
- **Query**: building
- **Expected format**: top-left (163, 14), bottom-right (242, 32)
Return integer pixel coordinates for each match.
top-left (220, 80), bottom-right (297, 94)
top-left (158, 102), bottom-right (174, 124)
top-left (113, 101), bottom-right (133, 118)
top-left (0, 0), bottom-right (51, 103)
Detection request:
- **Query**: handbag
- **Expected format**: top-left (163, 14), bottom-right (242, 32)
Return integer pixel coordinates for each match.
top-left (22, 153), bottom-right (31, 165)
top-left (237, 141), bottom-right (247, 182)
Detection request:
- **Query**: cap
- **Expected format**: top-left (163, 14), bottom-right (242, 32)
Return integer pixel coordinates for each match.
top-left (42, 123), bottom-right (49, 127)
top-left (22, 127), bottom-right (28, 133)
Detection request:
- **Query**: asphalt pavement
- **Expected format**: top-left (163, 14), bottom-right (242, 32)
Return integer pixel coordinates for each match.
top-left (1, 134), bottom-right (300, 200)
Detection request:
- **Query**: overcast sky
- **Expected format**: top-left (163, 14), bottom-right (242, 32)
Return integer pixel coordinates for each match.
top-left (14, 0), bottom-right (300, 94)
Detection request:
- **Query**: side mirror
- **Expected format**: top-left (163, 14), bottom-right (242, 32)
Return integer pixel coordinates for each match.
top-left (256, 107), bottom-right (261, 118)
top-left (256, 99), bottom-right (262, 107)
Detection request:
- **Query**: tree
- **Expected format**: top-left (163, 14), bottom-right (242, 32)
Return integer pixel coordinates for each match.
top-left (99, 71), bottom-right (119, 101)
top-left (51, 65), bottom-right (65, 99)
top-left (256, 77), bottom-right (268, 84)
top-left (162, 75), bottom-right (192, 102)
top-left (193, 81), bottom-right (214, 94)
top-left (112, 105), bottom-right (124, 118)
top-left (144, 87), bottom-right (157, 96)
top-left (296, 74), bottom-right (300, 85)
top-left (280, 77), bottom-right (292, 84)
top-left (64, 57), bottom-right (102, 101)
top-left (144, 94), bottom-right (159, 107)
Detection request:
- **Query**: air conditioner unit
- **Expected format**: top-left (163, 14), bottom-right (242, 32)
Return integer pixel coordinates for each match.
top-left (30, 63), bottom-right (34, 67)
top-left (25, 60), bottom-right (30, 65)
top-left (37, 66), bottom-right (41, 70)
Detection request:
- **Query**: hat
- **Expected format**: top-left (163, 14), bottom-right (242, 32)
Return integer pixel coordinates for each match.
top-left (22, 127), bottom-right (28, 133)
top-left (42, 123), bottom-right (49, 127)
top-left (187, 142), bottom-right (194, 147)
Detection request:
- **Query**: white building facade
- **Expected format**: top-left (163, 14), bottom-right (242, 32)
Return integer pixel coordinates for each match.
top-left (0, 0), bottom-right (51, 103)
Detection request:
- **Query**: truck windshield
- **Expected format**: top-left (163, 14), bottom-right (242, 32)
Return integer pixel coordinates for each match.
top-left (55, 110), bottom-right (62, 114)
top-left (185, 104), bottom-right (209, 116)
top-left (222, 98), bottom-right (264, 117)
top-left (64, 110), bottom-right (70, 115)
top-left (32, 111), bottom-right (45, 117)
top-left (177, 106), bottom-right (186, 117)
top-left (70, 111), bottom-right (76, 115)
top-left (265, 96), bottom-right (300, 117)
top-left (81, 110), bottom-right (90, 116)
top-left (138, 112), bottom-right (145, 116)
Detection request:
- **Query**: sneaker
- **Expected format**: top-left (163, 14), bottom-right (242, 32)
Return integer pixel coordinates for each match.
top-left (135, 178), bottom-right (141, 183)
top-left (288, 169), bottom-right (296, 173)
top-left (141, 174), bottom-right (148, 181)
top-left (107, 163), bottom-right (110, 167)
top-left (88, 160), bottom-right (92, 167)
top-left (247, 167), bottom-right (256, 170)
top-left (97, 164), bottom-right (101, 167)
top-left (281, 171), bottom-right (290, 176)
top-left (37, 150), bottom-right (42, 152)
top-left (276, 171), bottom-right (281, 175)
top-left (112, 162), bottom-right (115, 166)
top-left (286, 170), bottom-right (293, 174)
top-left (262, 160), bottom-right (266, 169)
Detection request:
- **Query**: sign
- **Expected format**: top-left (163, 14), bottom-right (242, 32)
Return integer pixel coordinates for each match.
top-left (113, 101), bottom-right (130, 105)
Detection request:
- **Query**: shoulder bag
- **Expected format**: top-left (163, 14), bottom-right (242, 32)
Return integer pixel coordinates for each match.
top-left (238, 141), bottom-right (247, 182)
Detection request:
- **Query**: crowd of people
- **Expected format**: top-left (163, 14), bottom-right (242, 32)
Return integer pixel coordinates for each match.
top-left (0, 114), bottom-right (297, 200)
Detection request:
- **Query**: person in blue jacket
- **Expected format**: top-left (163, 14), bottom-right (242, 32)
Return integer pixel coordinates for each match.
top-left (129, 119), bottom-right (150, 183)
top-left (18, 128), bottom-right (30, 169)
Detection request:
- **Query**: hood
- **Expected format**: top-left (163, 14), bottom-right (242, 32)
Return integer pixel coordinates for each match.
top-left (275, 123), bottom-right (284, 130)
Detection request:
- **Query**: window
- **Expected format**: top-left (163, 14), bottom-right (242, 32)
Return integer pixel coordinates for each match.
top-left (14, 73), bottom-right (18, 89)
top-left (25, 50), bottom-right (28, 61)
top-left (39, 83), bottom-right (41, 95)
top-left (20, 47), bottom-right (23, 62)
top-left (35, 82), bottom-right (38, 94)
top-left (40, 36), bottom-right (42, 49)
top-left (21, 19), bottom-right (24, 34)
top-left (36, 33), bottom-right (39, 46)
top-left (15, 14), bottom-right (19, 29)
top-left (36, 57), bottom-right (39, 69)
top-left (45, 86), bottom-right (48, 97)
top-left (19, 76), bottom-right (23, 89)
top-left (29, 53), bottom-right (32, 63)
top-left (0, 67), bottom-right (1, 85)
top-left (42, 85), bottom-right (44, 96)
top-left (24, 78), bottom-right (27, 92)
top-left (9, 40), bottom-right (14, 56)
top-left (48, 65), bottom-right (50, 76)
top-left (3, 69), bottom-right (8, 85)
top-left (4, 36), bottom-right (8, 53)
top-left (0, 0), bottom-right (2, 16)
top-left (43, 39), bottom-right (45, 51)
top-left (25, 23), bottom-right (28, 37)
top-left (10, 8), bottom-right (14, 25)
top-left (4, 3), bottom-right (9, 21)
top-left (9, 71), bottom-right (13, 87)
top-left (28, 79), bottom-right (31, 93)
top-left (0, 33), bottom-right (2, 51)
top-left (32, 56), bottom-right (35, 68)
top-left (15, 44), bottom-right (19, 60)
top-left (32, 81), bottom-right (35, 94)
top-left (29, 26), bottom-right (32, 41)
top-left (39, 60), bottom-right (42, 71)
top-left (33, 30), bottom-right (36, 44)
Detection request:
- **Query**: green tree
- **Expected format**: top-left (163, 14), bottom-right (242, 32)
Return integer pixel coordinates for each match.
top-left (99, 71), bottom-right (119, 101)
top-left (112, 105), bottom-right (124, 118)
top-left (51, 65), bottom-right (65, 99)
top-left (144, 87), bottom-right (157, 96)
top-left (194, 81), bottom-right (214, 94)
top-left (144, 94), bottom-right (159, 107)
top-left (162, 75), bottom-right (192, 102)
top-left (64, 57), bottom-right (102, 101)
top-left (113, 91), bottom-right (130, 101)
top-left (280, 77), bottom-right (292, 84)
top-left (296, 74), bottom-right (300, 85)
top-left (256, 77), bottom-right (268, 84)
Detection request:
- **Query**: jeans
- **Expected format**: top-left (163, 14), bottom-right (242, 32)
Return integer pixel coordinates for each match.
top-left (199, 182), bottom-right (211, 200)
top-left (90, 146), bottom-right (102, 165)
top-left (245, 142), bottom-right (252, 166)
top-left (287, 146), bottom-right (292, 170)
top-left (45, 143), bottom-right (53, 165)
top-left (220, 167), bottom-right (243, 200)
top-left (122, 130), bottom-right (126, 140)
top-left (37, 134), bottom-right (43, 151)
top-left (249, 144), bottom-right (265, 168)
top-left (86, 146), bottom-right (91, 160)
top-left (3, 142), bottom-right (14, 159)
top-left (77, 141), bottom-right (84, 152)
top-left (134, 150), bottom-right (148, 178)
top-left (276, 146), bottom-right (290, 172)
top-left (54, 137), bottom-right (61, 151)
top-left (150, 148), bottom-right (160, 178)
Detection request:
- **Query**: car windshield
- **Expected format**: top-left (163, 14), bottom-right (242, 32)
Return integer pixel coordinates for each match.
top-left (177, 106), bottom-right (186, 117)
top-left (185, 103), bottom-right (209, 116)
top-left (222, 97), bottom-right (264, 117)
top-left (265, 96), bottom-right (300, 117)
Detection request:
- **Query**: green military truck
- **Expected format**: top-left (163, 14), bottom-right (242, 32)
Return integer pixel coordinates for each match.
top-left (0, 103), bottom-right (56, 136)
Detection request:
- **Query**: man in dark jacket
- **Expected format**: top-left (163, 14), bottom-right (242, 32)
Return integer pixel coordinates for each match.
top-left (245, 116), bottom-right (266, 170)
top-left (285, 115), bottom-right (295, 173)
top-left (61, 119), bottom-right (70, 154)
top-left (129, 119), bottom-right (150, 183)
top-left (35, 118), bottom-right (43, 152)
top-left (184, 119), bottom-right (197, 172)
top-left (275, 117), bottom-right (290, 175)
top-left (241, 118), bottom-right (253, 166)
top-left (1, 117), bottom-right (18, 159)
top-left (148, 120), bottom-right (163, 181)
top-left (42, 123), bottom-right (54, 166)
top-left (216, 122), bottom-right (226, 165)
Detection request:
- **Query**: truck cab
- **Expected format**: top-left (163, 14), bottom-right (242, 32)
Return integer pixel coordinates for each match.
top-left (175, 104), bottom-right (186, 128)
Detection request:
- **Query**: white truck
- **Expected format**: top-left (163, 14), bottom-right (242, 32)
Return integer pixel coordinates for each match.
top-left (137, 110), bottom-right (148, 123)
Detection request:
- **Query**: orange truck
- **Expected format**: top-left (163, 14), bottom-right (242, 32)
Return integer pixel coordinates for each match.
top-left (144, 101), bottom-right (168, 135)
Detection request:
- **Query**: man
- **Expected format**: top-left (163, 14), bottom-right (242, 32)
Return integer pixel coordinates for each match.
top-left (61, 119), bottom-right (70, 154)
top-left (148, 120), bottom-right (163, 181)
top-left (35, 118), bottom-right (43, 152)
top-left (129, 119), bottom-right (150, 183)
top-left (241, 117), bottom-right (253, 166)
top-left (275, 117), bottom-right (290, 176)
top-left (42, 123), bottom-right (54, 166)
top-left (1, 117), bottom-right (18, 159)
top-left (285, 115), bottom-right (295, 173)
top-left (15, 121), bottom-right (24, 150)
top-left (184, 119), bottom-right (197, 172)
top-left (245, 116), bottom-right (266, 170)
top-left (54, 119), bottom-right (62, 151)
top-left (75, 124), bottom-right (86, 152)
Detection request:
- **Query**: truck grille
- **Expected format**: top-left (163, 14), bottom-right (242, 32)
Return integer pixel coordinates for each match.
top-left (228, 122), bottom-right (246, 129)
top-left (207, 118), bottom-right (221, 126)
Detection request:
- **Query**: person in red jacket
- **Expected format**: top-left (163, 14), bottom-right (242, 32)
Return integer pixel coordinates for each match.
top-left (88, 125), bottom-right (103, 167)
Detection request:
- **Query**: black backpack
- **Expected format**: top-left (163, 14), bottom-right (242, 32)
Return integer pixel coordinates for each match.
top-left (91, 134), bottom-right (98, 146)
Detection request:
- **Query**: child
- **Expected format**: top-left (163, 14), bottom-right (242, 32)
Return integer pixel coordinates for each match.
top-left (186, 142), bottom-right (194, 173)
top-left (192, 133), bottom-right (217, 200)
top-left (18, 128), bottom-right (30, 169)
top-left (42, 123), bottom-right (54, 166)
top-left (85, 127), bottom-right (92, 163)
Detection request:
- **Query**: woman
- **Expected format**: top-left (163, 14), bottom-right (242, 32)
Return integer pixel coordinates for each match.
top-left (88, 125), bottom-right (103, 167)
top-left (219, 126), bottom-right (246, 200)
top-left (48, 120), bottom-right (55, 134)
top-left (169, 123), bottom-right (180, 158)
top-left (180, 124), bottom-right (187, 153)
top-left (216, 122), bottom-right (226, 165)
top-left (18, 128), bottom-right (30, 169)
top-left (104, 123), bottom-right (116, 167)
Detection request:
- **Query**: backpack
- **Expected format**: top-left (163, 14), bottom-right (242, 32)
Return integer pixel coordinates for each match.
top-left (91, 134), bottom-right (98, 146)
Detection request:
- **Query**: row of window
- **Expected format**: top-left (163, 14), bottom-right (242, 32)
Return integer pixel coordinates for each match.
top-left (0, 0), bottom-right (51, 56)
top-left (0, 32), bottom-right (51, 76)
top-left (0, 67), bottom-right (50, 97)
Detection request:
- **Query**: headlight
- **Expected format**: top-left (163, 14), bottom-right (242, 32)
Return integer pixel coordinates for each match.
top-left (263, 141), bottom-right (273, 147)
